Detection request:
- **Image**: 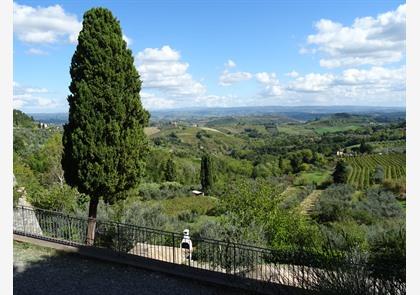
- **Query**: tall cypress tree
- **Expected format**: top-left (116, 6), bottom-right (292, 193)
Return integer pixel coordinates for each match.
top-left (332, 160), bottom-right (349, 184)
top-left (164, 158), bottom-right (176, 182)
top-left (62, 8), bottom-right (149, 245)
top-left (278, 156), bottom-right (284, 173)
top-left (200, 153), bottom-right (213, 194)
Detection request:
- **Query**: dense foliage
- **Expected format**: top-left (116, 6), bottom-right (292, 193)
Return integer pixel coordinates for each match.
top-left (14, 107), bottom-right (405, 287)
top-left (332, 160), bottom-right (349, 184)
top-left (62, 8), bottom-right (149, 219)
top-left (200, 153), bottom-right (214, 193)
top-left (13, 109), bottom-right (35, 128)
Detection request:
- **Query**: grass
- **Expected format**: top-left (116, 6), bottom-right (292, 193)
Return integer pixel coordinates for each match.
top-left (184, 215), bottom-right (221, 233)
top-left (151, 125), bottom-right (246, 153)
top-left (144, 127), bottom-right (160, 136)
top-left (14, 240), bottom-right (58, 271)
top-left (294, 170), bottom-right (331, 186)
top-left (148, 195), bottom-right (218, 217)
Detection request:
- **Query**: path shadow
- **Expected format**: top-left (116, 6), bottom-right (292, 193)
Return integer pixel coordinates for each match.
top-left (13, 242), bottom-right (257, 295)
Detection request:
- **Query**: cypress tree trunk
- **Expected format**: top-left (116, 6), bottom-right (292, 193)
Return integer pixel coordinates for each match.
top-left (86, 197), bottom-right (99, 245)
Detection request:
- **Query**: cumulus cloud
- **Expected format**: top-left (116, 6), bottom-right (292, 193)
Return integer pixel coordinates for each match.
top-left (338, 66), bottom-right (405, 87)
top-left (141, 92), bottom-right (176, 109)
top-left (255, 72), bottom-right (283, 96)
top-left (13, 2), bottom-right (82, 44)
top-left (288, 73), bottom-right (335, 92)
top-left (219, 60), bottom-right (253, 86)
top-left (285, 66), bottom-right (405, 105)
top-left (304, 4), bottom-right (406, 68)
top-left (286, 71), bottom-right (299, 78)
top-left (14, 2), bottom-right (131, 48)
top-left (219, 70), bottom-right (252, 86)
top-left (135, 45), bottom-right (206, 106)
top-left (13, 81), bottom-right (58, 110)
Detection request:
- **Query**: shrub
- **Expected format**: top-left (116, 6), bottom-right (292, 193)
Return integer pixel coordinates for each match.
top-left (351, 189), bottom-right (402, 224)
top-left (121, 202), bottom-right (169, 229)
top-left (370, 165), bottom-right (385, 184)
top-left (28, 184), bottom-right (81, 214)
top-left (367, 222), bottom-right (405, 282)
top-left (383, 179), bottom-right (406, 197)
top-left (177, 209), bottom-right (198, 223)
top-left (312, 184), bottom-right (354, 223)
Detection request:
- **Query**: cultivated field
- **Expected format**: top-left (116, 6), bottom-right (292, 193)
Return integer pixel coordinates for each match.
top-left (345, 153), bottom-right (406, 189)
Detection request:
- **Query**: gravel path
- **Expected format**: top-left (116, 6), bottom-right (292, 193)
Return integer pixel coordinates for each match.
top-left (13, 241), bottom-right (254, 295)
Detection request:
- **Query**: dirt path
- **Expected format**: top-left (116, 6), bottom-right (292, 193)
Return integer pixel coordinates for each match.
top-left (299, 190), bottom-right (322, 216)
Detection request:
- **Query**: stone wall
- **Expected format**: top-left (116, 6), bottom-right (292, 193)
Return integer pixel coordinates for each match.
top-left (13, 197), bottom-right (43, 236)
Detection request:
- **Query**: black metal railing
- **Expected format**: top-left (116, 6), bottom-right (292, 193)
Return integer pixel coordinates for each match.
top-left (13, 206), bottom-right (405, 294)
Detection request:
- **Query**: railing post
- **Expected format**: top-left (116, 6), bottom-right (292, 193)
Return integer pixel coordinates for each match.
top-left (117, 223), bottom-right (121, 252)
top-left (233, 244), bottom-right (236, 275)
top-left (172, 233), bottom-right (175, 264)
top-left (22, 206), bottom-right (26, 235)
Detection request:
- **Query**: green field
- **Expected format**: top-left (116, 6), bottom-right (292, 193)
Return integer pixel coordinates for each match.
top-left (294, 170), bottom-right (331, 186)
top-left (345, 153), bottom-right (406, 189)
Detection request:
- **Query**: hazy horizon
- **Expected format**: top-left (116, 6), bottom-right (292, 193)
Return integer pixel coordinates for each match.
top-left (21, 105), bottom-right (405, 115)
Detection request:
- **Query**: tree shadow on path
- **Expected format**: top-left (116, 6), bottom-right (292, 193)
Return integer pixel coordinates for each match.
top-left (13, 245), bottom-right (255, 295)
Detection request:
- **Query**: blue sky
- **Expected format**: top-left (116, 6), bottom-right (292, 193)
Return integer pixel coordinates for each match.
top-left (13, 0), bottom-right (406, 113)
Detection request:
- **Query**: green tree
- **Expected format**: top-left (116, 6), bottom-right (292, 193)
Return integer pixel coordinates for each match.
top-left (278, 156), bottom-right (284, 173)
top-left (164, 158), bottom-right (176, 182)
top-left (359, 139), bottom-right (373, 154)
top-left (312, 184), bottom-right (354, 223)
top-left (13, 109), bottom-right (35, 128)
top-left (200, 153), bottom-right (214, 193)
top-left (332, 160), bottom-right (349, 184)
top-left (289, 154), bottom-right (302, 174)
top-left (370, 165), bottom-right (385, 184)
top-left (62, 8), bottom-right (149, 245)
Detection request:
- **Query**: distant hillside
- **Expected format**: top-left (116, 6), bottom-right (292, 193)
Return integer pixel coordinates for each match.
top-left (311, 112), bottom-right (404, 124)
top-left (13, 109), bottom-right (35, 127)
top-left (206, 115), bottom-right (294, 126)
top-left (28, 113), bottom-right (68, 125)
top-left (29, 106), bottom-right (405, 125)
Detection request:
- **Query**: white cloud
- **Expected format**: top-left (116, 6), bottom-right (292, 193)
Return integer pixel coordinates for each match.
top-left (285, 66), bottom-right (405, 105)
top-left (138, 46), bottom-right (180, 62)
top-left (13, 2), bottom-right (82, 44)
top-left (304, 4), bottom-right (405, 68)
top-left (13, 81), bottom-right (58, 110)
top-left (219, 70), bottom-right (252, 86)
top-left (135, 45), bottom-right (206, 98)
top-left (338, 66), bottom-right (405, 87)
top-left (25, 87), bottom-right (49, 93)
top-left (288, 73), bottom-right (335, 92)
top-left (286, 71), bottom-right (299, 78)
top-left (26, 48), bottom-right (48, 55)
top-left (255, 72), bottom-right (283, 97)
top-left (141, 92), bottom-right (176, 109)
top-left (14, 2), bottom-right (131, 48)
top-left (224, 59), bottom-right (236, 68)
